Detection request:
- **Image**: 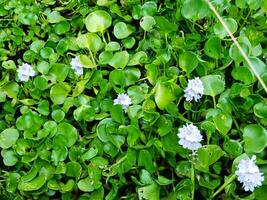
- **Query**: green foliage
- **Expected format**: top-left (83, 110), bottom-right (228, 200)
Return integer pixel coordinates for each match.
top-left (0, 0), bottom-right (266, 199)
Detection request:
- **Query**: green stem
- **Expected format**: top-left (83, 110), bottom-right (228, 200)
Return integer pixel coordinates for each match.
top-left (191, 160), bottom-right (195, 200)
top-left (88, 48), bottom-right (96, 66)
top-left (101, 32), bottom-right (107, 44)
top-left (215, 59), bottom-right (218, 68)
top-left (238, 10), bottom-right (252, 32)
top-left (211, 174), bottom-right (236, 199)
top-left (212, 96), bottom-right (216, 108)
top-left (165, 33), bottom-right (168, 46)
top-left (107, 31), bottom-right (111, 43)
top-left (233, 117), bottom-right (240, 131)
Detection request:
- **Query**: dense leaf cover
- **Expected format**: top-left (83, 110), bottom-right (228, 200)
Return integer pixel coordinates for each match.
top-left (0, 0), bottom-right (267, 199)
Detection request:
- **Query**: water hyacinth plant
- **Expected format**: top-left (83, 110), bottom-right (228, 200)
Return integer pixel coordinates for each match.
top-left (0, 0), bottom-right (267, 199)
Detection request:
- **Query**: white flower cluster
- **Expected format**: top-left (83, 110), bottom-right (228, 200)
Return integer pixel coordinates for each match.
top-left (184, 77), bottom-right (204, 102)
top-left (113, 93), bottom-right (132, 110)
top-left (235, 155), bottom-right (264, 192)
top-left (177, 124), bottom-right (203, 151)
top-left (17, 63), bottom-right (35, 82)
top-left (70, 56), bottom-right (83, 76)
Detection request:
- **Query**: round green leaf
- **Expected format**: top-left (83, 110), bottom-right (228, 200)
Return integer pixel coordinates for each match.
top-left (40, 47), bottom-right (54, 59)
top-left (201, 75), bottom-right (225, 97)
top-left (0, 128), bottom-right (19, 149)
top-left (50, 83), bottom-right (71, 105)
top-left (243, 124), bottom-right (267, 154)
top-left (51, 109), bottom-right (65, 122)
top-left (196, 145), bottom-right (225, 172)
top-left (140, 16), bottom-right (156, 31)
top-left (54, 21), bottom-right (70, 35)
top-left (142, 1), bottom-right (157, 16)
top-left (18, 175), bottom-right (46, 191)
top-left (56, 122), bottom-right (78, 147)
top-left (76, 33), bottom-right (103, 52)
top-left (3, 82), bottom-right (19, 99)
top-left (105, 42), bottom-right (120, 51)
top-left (254, 102), bottom-right (267, 118)
top-left (155, 79), bottom-right (176, 110)
top-left (33, 76), bottom-right (48, 90)
top-left (113, 22), bottom-right (133, 39)
top-left (85, 10), bottom-right (112, 33)
top-left (66, 161), bottom-right (82, 179)
top-left (181, 0), bottom-right (210, 20)
top-left (214, 18), bottom-right (238, 39)
top-left (74, 105), bottom-right (95, 121)
top-left (179, 51), bottom-right (198, 73)
top-left (213, 111), bottom-right (232, 135)
top-left (78, 177), bottom-right (95, 192)
top-left (108, 51), bottom-right (129, 69)
top-left (2, 150), bottom-right (18, 166)
top-left (204, 37), bottom-right (221, 59)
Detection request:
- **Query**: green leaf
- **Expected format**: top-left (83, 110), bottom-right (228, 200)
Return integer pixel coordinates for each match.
top-left (54, 21), bottom-right (70, 35)
top-left (128, 51), bottom-right (147, 66)
top-left (85, 10), bottom-right (112, 33)
top-left (128, 85), bottom-right (145, 104)
top-left (77, 33), bottom-right (103, 52)
top-left (204, 36), bottom-right (221, 59)
top-left (223, 139), bottom-right (243, 158)
top-left (50, 83), bottom-right (71, 105)
top-left (126, 125), bottom-right (141, 146)
top-left (105, 42), bottom-right (120, 51)
top-left (78, 177), bottom-right (95, 192)
top-left (47, 11), bottom-right (65, 23)
top-left (81, 146), bottom-right (98, 161)
top-left (181, 0), bottom-right (210, 20)
top-left (179, 51), bottom-right (199, 73)
top-left (110, 105), bottom-right (124, 124)
top-left (18, 175), bottom-right (46, 191)
top-left (50, 63), bottom-right (69, 82)
top-left (0, 128), bottom-right (19, 149)
top-left (254, 102), bottom-right (267, 118)
top-left (140, 16), bottom-right (156, 31)
top-left (156, 115), bottom-right (172, 136)
top-left (142, 1), bottom-right (157, 16)
top-left (74, 105), bottom-right (95, 121)
top-left (154, 79), bottom-right (177, 110)
top-left (33, 76), bottom-right (48, 90)
top-left (196, 145), bottom-right (225, 172)
top-left (213, 111), bottom-right (233, 135)
top-left (56, 122), bottom-right (78, 147)
top-left (201, 75), bottom-right (225, 97)
top-left (214, 18), bottom-right (238, 39)
top-left (113, 22), bottom-right (134, 39)
top-left (2, 150), bottom-right (18, 166)
top-left (3, 82), bottom-right (19, 99)
top-left (138, 182), bottom-right (159, 200)
top-left (138, 150), bottom-right (156, 172)
top-left (109, 51), bottom-right (129, 69)
top-left (243, 124), bottom-right (267, 154)
top-left (66, 161), bottom-right (82, 179)
top-left (51, 109), bottom-right (65, 122)
top-left (246, 57), bottom-right (266, 77)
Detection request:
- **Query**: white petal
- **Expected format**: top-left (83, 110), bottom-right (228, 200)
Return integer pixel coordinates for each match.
top-left (184, 77), bottom-right (204, 102)
top-left (177, 124), bottom-right (203, 151)
top-left (235, 155), bottom-right (264, 192)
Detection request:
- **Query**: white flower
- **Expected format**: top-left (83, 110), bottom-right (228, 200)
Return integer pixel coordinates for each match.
top-left (177, 124), bottom-right (203, 151)
top-left (184, 77), bottom-right (204, 102)
top-left (70, 56), bottom-right (83, 76)
top-left (17, 63), bottom-right (35, 82)
top-left (114, 93), bottom-right (132, 110)
top-left (235, 155), bottom-right (264, 192)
